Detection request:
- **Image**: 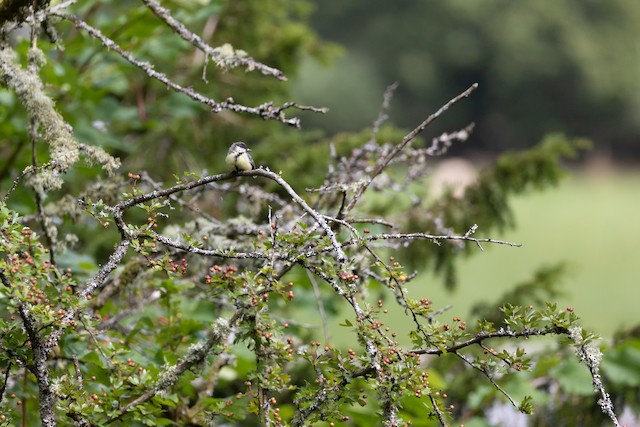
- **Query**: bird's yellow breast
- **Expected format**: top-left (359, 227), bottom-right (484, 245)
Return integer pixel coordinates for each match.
top-left (225, 152), bottom-right (237, 170)
top-left (234, 153), bottom-right (254, 171)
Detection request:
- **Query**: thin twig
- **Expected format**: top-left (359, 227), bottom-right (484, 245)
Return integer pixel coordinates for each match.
top-left (151, 232), bottom-right (268, 260)
top-left (0, 362), bottom-right (12, 403)
top-left (29, 115), bottom-right (57, 265)
top-left (344, 83), bottom-right (478, 214)
top-left (372, 82), bottom-right (399, 135)
top-left (425, 122), bottom-right (475, 156)
top-left (428, 393), bottom-right (448, 427)
top-left (454, 351), bottom-right (518, 409)
top-left (2, 165), bottom-right (37, 202)
top-left (306, 270), bottom-right (330, 343)
top-left (346, 217), bottom-right (395, 228)
top-left (138, 172), bottom-right (219, 223)
top-left (0, 138), bottom-right (26, 183)
top-left (342, 231), bottom-right (521, 248)
top-left (72, 355), bottom-right (82, 384)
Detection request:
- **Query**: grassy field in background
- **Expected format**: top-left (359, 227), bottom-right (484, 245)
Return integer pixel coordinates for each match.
top-left (405, 170), bottom-right (640, 339)
top-left (326, 170), bottom-right (640, 346)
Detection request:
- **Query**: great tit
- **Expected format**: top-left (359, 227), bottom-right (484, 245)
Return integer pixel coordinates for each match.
top-left (226, 141), bottom-right (255, 172)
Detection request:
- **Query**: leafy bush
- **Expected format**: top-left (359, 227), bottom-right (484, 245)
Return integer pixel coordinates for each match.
top-left (0, 1), bottom-right (629, 426)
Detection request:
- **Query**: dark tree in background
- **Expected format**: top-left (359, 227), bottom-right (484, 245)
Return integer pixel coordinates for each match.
top-left (302, 0), bottom-right (640, 158)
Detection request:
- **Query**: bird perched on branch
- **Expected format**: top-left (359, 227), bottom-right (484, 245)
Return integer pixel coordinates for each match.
top-left (226, 141), bottom-right (255, 172)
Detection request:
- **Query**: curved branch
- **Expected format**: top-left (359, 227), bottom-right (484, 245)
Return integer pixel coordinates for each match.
top-left (113, 168), bottom-right (348, 264)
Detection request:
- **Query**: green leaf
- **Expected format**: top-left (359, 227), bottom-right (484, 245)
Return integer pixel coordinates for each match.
top-left (602, 339), bottom-right (640, 387)
top-left (550, 358), bottom-right (594, 395)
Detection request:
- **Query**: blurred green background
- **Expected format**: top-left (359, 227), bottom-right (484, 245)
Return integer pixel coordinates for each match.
top-left (321, 170), bottom-right (640, 347)
top-left (290, 0), bottom-right (640, 339)
top-left (412, 171), bottom-right (640, 337)
top-left (295, 0), bottom-right (640, 158)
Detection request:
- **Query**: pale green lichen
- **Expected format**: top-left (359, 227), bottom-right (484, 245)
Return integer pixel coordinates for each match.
top-left (0, 46), bottom-right (79, 188)
top-left (63, 233), bottom-right (78, 247)
top-left (212, 43), bottom-right (247, 70)
top-left (42, 214), bottom-right (58, 241)
top-left (26, 170), bottom-right (63, 193)
top-left (79, 144), bottom-right (121, 175)
top-left (568, 326), bottom-right (617, 422)
top-left (155, 318), bottom-right (229, 391)
top-left (1, 47), bottom-right (121, 192)
top-left (27, 47), bottom-right (47, 69)
top-left (155, 364), bottom-right (178, 391)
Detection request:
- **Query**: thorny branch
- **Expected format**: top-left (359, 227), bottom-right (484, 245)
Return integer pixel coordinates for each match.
top-left (111, 168), bottom-right (349, 263)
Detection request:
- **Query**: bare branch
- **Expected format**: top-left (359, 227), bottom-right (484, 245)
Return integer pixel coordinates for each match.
top-left (342, 231), bottom-right (521, 249)
top-left (53, 13), bottom-right (320, 127)
top-left (0, 362), bottom-right (11, 404)
top-left (372, 82), bottom-right (399, 134)
top-left (44, 239), bottom-right (131, 350)
top-left (568, 327), bottom-right (621, 427)
top-left (426, 122), bottom-right (475, 156)
top-left (151, 232), bottom-right (268, 260)
top-left (344, 83), bottom-right (478, 214)
top-left (345, 217), bottom-right (395, 228)
top-left (428, 393), bottom-right (448, 427)
top-left (409, 326), bottom-right (569, 355)
top-left (455, 351), bottom-right (519, 409)
top-left (141, 0), bottom-right (286, 80)
top-left (306, 269), bottom-right (330, 343)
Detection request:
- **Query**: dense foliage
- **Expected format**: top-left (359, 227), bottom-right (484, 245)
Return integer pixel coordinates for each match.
top-left (0, 1), bottom-right (636, 426)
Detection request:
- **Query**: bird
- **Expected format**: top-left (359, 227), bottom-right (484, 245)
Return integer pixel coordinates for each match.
top-left (226, 141), bottom-right (255, 172)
